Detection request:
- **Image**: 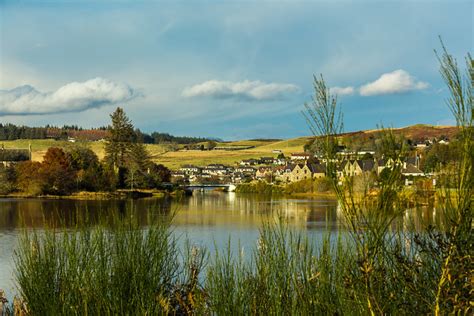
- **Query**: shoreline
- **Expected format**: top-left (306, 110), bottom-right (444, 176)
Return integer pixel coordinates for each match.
top-left (0, 189), bottom-right (170, 200)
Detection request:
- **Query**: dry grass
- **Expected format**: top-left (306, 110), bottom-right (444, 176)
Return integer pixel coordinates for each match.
top-left (1, 138), bottom-right (308, 169)
top-left (152, 137), bottom-right (309, 168)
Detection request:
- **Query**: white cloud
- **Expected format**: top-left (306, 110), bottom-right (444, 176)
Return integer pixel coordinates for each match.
top-left (0, 78), bottom-right (138, 115)
top-left (359, 69), bottom-right (429, 96)
top-left (330, 86), bottom-right (355, 96)
top-left (182, 80), bottom-right (300, 101)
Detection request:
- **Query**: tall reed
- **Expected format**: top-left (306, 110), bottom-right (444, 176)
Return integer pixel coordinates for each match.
top-left (13, 212), bottom-right (206, 315)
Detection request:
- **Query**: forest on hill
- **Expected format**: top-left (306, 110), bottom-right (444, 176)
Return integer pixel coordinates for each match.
top-left (0, 123), bottom-right (217, 144)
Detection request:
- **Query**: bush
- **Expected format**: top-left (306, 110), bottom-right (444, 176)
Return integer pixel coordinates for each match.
top-left (284, 177), bottom-right (333, 194)
top-left (15, 161), bottom-right (44, 196)
top-left (0, 165), bottom-right (16, 195)
top-left (235, 181), bottom-right (283, 194)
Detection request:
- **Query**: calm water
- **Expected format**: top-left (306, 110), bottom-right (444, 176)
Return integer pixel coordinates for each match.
top-left (0, 191), bottom-right (437, 297)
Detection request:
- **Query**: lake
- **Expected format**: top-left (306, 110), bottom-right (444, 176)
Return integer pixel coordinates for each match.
top-left (0, 191), bottom-right (436, 298)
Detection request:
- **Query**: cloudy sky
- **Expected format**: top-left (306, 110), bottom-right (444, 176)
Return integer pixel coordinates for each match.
top-left (0, 0), bottom-right (472, 140)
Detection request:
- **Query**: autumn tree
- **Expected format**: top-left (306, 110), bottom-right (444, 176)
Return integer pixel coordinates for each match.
top-left (65, 145), bottom-right (115, 191)
top-left (40, 147), bottom-right (75, 195)
top-left (15, 161), bottom-right (44, 195)
top-left (420, 141), bottom-right (462, 172)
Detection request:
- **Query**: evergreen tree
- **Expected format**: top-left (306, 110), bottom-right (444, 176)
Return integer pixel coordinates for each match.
top-left (126, 142), bottom-right (151, 189)
top-left (104, 107), bottom-right (135, 169)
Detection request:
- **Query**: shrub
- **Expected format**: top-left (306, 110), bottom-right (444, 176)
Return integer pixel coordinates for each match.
top-left (15, 161), bottom-right (44, 196)
top-left (235, 181), bottom-right (283, 194)
top-left (284, 177), bottom-right (333, 194)
top-left (0, 165), bottom-right (16, 195)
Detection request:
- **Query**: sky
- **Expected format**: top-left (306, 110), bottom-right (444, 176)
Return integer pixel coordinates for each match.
top-left (0, 0), bottom-right (472, 140)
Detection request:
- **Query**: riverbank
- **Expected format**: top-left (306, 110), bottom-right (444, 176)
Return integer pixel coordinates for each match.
top-left (0, 189), bottom-right (169, 200)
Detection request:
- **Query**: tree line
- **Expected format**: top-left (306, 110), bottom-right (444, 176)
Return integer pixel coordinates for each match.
top-left (0, 122), bottom-right (217, 144)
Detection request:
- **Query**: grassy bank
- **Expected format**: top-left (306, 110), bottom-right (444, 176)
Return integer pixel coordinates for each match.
top-left (0, 189), bottom-right (167, 200)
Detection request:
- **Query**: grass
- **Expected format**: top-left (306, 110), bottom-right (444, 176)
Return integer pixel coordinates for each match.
top-left (216, 139), bottom-right (277, 147)
top-left (5, 206), bottom-right (469, 315)
top-left (11, 213), bottom-right (207, 315)
top-left (1, 137), bottom-right (308, 169)
top-left (0, 139), bottom-right (168, 163)
top-left (153, 137), bottom-right (309, 168)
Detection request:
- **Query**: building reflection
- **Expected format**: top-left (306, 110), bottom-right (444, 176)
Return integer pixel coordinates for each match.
top-left (173, 192), bottom-right (338, 229)
top-left (0, 193), bottom-right (440, 232)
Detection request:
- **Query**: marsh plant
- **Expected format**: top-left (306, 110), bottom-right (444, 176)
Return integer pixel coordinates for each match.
top-left (4, 42), bottom-right (472, 315)
top-left (11, 214), bottom-right (207, 315)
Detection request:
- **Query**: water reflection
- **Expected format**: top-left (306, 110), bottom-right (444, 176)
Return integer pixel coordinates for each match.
top-left (0, 194), bottom-right (440, 231)
top-left (173, 192), bottom-right (338, 229)
top-left (0, 192), bottom-right (439, 297)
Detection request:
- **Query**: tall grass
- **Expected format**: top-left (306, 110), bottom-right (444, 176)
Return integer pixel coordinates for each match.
top-left (4, 216), bottom-right (465, 315)
top-left (12, 213), bottom-right (207, 315)
top-left (206, 224), bottom-right (354, 315)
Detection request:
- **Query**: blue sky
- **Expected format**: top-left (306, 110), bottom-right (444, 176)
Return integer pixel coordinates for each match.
top-left (0, 0), bottom-right (472, 140)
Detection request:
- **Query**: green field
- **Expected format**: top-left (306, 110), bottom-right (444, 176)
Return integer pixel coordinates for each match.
top-left (0, 137), bottom-right (308, 169)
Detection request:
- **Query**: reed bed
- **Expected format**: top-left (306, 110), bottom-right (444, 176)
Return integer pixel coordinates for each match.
top-left (1, 204), bottom-right (470, 315)
top-left (10, 215), bottom-right (206, 315)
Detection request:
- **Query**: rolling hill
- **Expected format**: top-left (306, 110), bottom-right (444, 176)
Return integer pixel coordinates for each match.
top-left (0, 124), bottom-right (459, 169)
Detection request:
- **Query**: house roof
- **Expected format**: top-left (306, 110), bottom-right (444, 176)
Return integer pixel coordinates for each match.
top-left (307, 163), bottom-right (325, 174)
top-left (285, 164), bottom-right (297, 171)
top-left (338, 160), bottom-right (349, 171)
top-left (402, 163), bottom-right (423, 175)
top-left (356, 160), bottom-right (375, 171)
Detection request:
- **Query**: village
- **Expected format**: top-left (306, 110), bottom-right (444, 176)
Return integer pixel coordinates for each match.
top-left (0, 133), bottom-right (451, 192)
top-left (170, 147), bottom-right (428, 187)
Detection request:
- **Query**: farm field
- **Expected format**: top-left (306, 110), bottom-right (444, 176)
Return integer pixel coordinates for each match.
top-left (0, 137), bottom-right (308, 169)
